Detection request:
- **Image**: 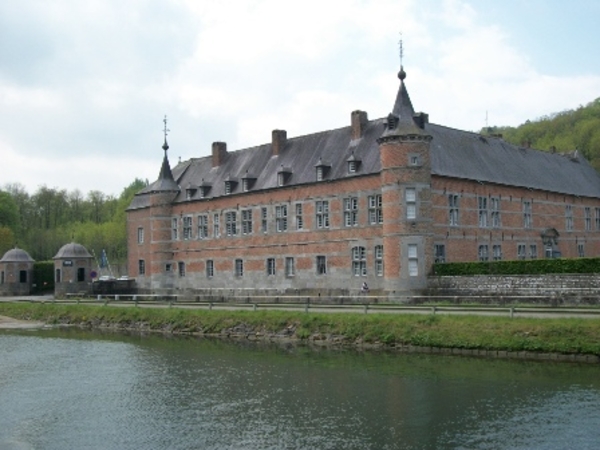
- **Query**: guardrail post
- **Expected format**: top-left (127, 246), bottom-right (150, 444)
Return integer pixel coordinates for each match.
top-left (97, 295), bottom-right (101, 302)
top-left (104, 297), bottom-right (108, 306)
top-left (209, 302), bottom-right (213, 311)
top-left (115, 295), bottom-right (119, 301)
top-left (76, 298), bottom-right (80, 305)
top-left (253, 303), bottom-right (257, 311)
top-left (510, 307), bottom-right (514, 318)
top-left (364, 303), bottom-right (369, 314)
top-left (432, 306), bottom-right (437, 315)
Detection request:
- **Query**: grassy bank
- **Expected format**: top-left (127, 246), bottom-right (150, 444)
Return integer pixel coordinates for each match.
top-left (1, 302), bottom-right (599, 356)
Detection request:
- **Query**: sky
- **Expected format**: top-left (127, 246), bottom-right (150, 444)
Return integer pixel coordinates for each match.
top-left (1, 0), bottom-right (600, 197)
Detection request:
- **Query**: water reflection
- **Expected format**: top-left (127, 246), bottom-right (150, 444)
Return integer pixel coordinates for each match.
top-left (1, 329), bottom-right (599, 450)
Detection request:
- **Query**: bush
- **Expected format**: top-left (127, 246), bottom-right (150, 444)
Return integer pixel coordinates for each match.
top-left (432, 257), bottom-right (600, 276)
top-left (32, 261), bottom-right (54, 293)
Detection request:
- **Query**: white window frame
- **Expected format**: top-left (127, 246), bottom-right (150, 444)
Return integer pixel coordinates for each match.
top-left (276, 205), bottom-right (288, 232)
top-left (406, 188), bottom-right (416, 220)
top-left (368, 195), bottom-right (382, 224)
top-left (316, 200), bottom-right (330, 229)
top-left (137, 227), bottom-right (144, 244)
top-left (408, 244), bottom-right (418, 276)
top-left (285, 257), bottom-right (295, 277)
top-left (344, 197), bottom-right (359, 227)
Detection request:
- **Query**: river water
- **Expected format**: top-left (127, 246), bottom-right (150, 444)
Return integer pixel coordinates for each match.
top-left (1, 328), bottom-right (599, 450)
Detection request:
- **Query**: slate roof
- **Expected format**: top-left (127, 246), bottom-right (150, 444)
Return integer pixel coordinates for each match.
top-left (0, 247), bottom-right (34, 263)
top-left (128, 73), bottom-right (600, 211)
top-left (53, 242), bottom-right (93, 259)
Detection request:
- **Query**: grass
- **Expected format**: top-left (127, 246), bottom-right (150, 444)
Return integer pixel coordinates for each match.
top-left (1, 302), bottom-right (600, 355)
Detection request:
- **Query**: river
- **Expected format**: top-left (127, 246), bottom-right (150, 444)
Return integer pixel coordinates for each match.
top-left (1, 328), bottom-right (599, 450)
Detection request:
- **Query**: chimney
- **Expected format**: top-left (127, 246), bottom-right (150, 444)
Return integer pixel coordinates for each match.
top-left (212, 142), bottom-right (227, 167)
top-left (351, 110), bottom-right (368, 140)
top-left (272, 129), bottom-right (287, 156)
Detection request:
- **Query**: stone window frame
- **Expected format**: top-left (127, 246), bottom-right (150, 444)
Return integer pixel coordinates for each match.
top-left (261, 207), bottom-right (268, 233)
top-left (523, 200), bottom-right (532, 229)
top-left (529, 244), bottom-right (538, 259)
top-left (492, 244), bottom-right (502, 261)
top-left (197, 214), bottom-right (209, 240)
top-left (406, 188), bottom-right (417, 220)
top-left (368, 194), bottom-right (383, 225)
top-left (171, 217), bottom-right (179, 241)
top-left (225, 211), bottom-right (237, 236)
top-left (490, 196), bottom-right (501, 228)
top-left (295, 203), bottom-right (304, 230)
top-left (182, 215), bottom-right (193, 240)
top-left (343, 197), bottom-right (359, 227)
top-left (316, 255), bottom-right (327, 275)
top-left (448, 194), bottom-right (459, 226)
top-left (478, 196), bottom-right (488, 228)
top-left (138, 259), bottom-right (145, 276)
top-left (213, 213), bottom-right (220, 238)
top-left (235, 259), bottom-right (244, 277)
top-left (434, 244), bottom-right (446, 263)
top-left (565, 204), bottom-right (573, 231)
top-left (206, 260), bottom-right (214, 278)
top-left (517, 244), bottom-right (526, 260)
top-left (241, 209), bottom-right (253, 235)
top-left (351, 246), bottom-right (367, 277)
top-left (584, 207), bottom-right (591, 231)
top-left (408, 244), bottom-right (418, 276)
top-left (275, 204), bottom-right (288, 232)
top-left (374, 244), bottom-right (384, 276)
top-left (478, 244), bottom-right (489, 261)
top-left (285, 257), bottom-right (295, 277)
top-left (178, 261), bottom-right (185, 277)
top-left (137, 227), bottom-right (144, 244)
top-left (315, 200), bottom-right (330, 229)
top-left (266, 258), bottom-right (276, 276)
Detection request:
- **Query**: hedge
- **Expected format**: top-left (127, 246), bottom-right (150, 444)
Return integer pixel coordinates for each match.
top-left (432, 257), bottom-right (600, 276)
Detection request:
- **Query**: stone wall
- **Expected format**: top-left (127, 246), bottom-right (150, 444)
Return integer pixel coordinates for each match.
top-left (425, 274), bottom-right (600, 305)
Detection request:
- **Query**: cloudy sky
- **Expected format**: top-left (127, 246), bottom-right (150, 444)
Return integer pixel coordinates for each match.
top-left (2, 0), bottom-right (600, 197)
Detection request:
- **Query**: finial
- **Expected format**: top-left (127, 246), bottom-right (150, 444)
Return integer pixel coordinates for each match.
top-left (162, 115), bottom-right (170, 152)
top-left (398, 33), bottom-right (406, 81)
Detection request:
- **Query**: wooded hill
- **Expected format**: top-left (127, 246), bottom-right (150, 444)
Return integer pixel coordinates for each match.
top-left (0, 179), bottom-right (148, 272)
top-left (483, 97), bottom-right (600, 171)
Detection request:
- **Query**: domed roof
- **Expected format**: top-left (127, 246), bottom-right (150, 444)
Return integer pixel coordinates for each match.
top-left (53, 242), bottom-right (93, 259)
top-left (0, 247), bottom-right (34, 263)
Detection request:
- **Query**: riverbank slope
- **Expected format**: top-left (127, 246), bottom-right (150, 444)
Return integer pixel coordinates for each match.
top-left (1, 303), bottom-right (599, 363)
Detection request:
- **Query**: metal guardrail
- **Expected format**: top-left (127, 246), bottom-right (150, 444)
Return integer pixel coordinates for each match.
top-left (8, 295), bottom-right (600, 318)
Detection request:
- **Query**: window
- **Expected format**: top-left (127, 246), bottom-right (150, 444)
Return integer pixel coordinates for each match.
top-left (242, 178), bottom-right (250, 192)
top-left (213, 213), bottom-right (220, 238)
top-left (316, 200), bottom-right (330, 229)
top-left (375, 245), bottom-right (384, 276)
top-left (138, 259), bottom-right (145, 275)
top-left (206, 260), bottom-right (214, 278)
top-left (55, 269), bottom-right (61, 283)
top-left (566, 205), bottom-right (573, 231)
top-left (529, 244), bottom-right (537, 259)
top-left (523, 201), bottom-right (532, 229)
top-left (434, 244), bottom-right (446, 263)
top-left (316, 255), bottom-right (327, 275)
top-left (198, 215), bottom-right (208, 239)
top-left (276, 205), bottom-right (288, 232)
top-left (348, 160), bottom-right (358, 173)
top-left (408, 244), bottom-right (418, 276)
top-left (344, 197), bottom-right (358, 227)
top-left (285, 257), bottom-right (295, 277)
top-left (0, 271), bottom-right (3, 284)
top-left (266, 258), bottom-right (276, 276)
top-left (261, 207), bottom-right (268, 233)
top-left (171, 217), bottom-right (178, 240)
top-left (183, 216), bottom-right (193, 240)
top-left (448, 194), bottom-right (459, 226)
top-left (178, 261), bottom-right (185, 277)
top-left (490, 197), bottom-right (500, 228)
top-left (242, 209), bottom-right (253, 235)
top-left (224, 181), bottom-right (233, 195)
top-left (225, 211), bottom-right (237, 236)
top-left (596, 208), bottom-right (600, 230)
top-left (492, 244), bottom-right (502, 261)
top-left (585, 207), bottom-right (591, 231)
top-left (517, 244), bottom-right (526, 260)
top-left (578, 243), bottom-right (585, 257)
top-left (409, 155), bottom-right (420, 166)
top-left (19, 270), bottom-right (27, 283)
top-left (352, 246), bottom-right (366, 276)
top-left (316, 166), bottom-right (324, 181)
top-left (406, 188), bottom-right (416, 220)
top-left (277, 172), bottom-right (285, 187)
top-left (77, 268), bottom-right (85, 282)
top-left (478, 196), bottom-right (488, 228)
top-left (295, 203), bottom-right (303, 230)
top-left (137, 227), bottom-right (144, 244)
top-left (478, 244), bottom-right (489, 261)
top-left (235, 259), bottom-right (244, 277)
top-left (368, 195), bottom-right (383, 224)
top-left (166, 263), bottom-right (172, 272)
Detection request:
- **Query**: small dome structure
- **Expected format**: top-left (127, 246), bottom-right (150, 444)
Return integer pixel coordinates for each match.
top-left (0, 247), bottom-right (35, 297)
top-left (0, 247), bottom-right (34, 263)
top-left (53, 242), bottom-right (93, 259)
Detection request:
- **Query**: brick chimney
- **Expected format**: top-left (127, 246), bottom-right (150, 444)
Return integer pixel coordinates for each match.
top-left (272, 129), bottom-right (287, 156)
top-left (212, 142), bottom-right (227, 167)
top-left (351, 110), bottom-right (368, 140)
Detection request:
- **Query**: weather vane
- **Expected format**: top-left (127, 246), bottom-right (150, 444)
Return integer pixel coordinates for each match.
top-left (398, 33), bottom-right (404, 68)
top-left (162, 115), bottom-right (170, 152)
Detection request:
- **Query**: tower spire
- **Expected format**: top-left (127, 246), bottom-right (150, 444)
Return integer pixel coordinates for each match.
top-left (162, 115), bottom-right (170, 153)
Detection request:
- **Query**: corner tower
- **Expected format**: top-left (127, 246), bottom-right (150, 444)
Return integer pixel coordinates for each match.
top-left (377, 66), bottom-right (433, 295)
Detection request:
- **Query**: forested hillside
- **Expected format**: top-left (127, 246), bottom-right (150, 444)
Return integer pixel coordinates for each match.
top-left (0, 179), bottom-right (148, 270)
top-left (484, 97), bottom-right (600, 170)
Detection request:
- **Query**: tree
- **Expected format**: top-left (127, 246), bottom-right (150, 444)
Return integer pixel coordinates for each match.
top-left (0, 190), bottom-right (19, 232)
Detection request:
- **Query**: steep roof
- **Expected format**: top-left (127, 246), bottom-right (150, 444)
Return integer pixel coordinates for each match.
top-left (128, 70), bottom-right (600, 210)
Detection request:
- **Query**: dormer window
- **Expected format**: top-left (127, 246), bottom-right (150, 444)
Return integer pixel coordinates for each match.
top-left (386, 113), bottom-right (399, 130)
top-left (185, 185), bottom-right (197, 200)
top-left (199, 179), bottom-right (211, 198)
top-left (241, 171), bottom-right (256, 192)
top-left (315, 158), bottom-right (331, 181)
top-left (346, 152), bottom-right (361, 174)
top-left (224, 176), bottom-right (238, 195)
top-left (277, 166), bottom-right (292, 186)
